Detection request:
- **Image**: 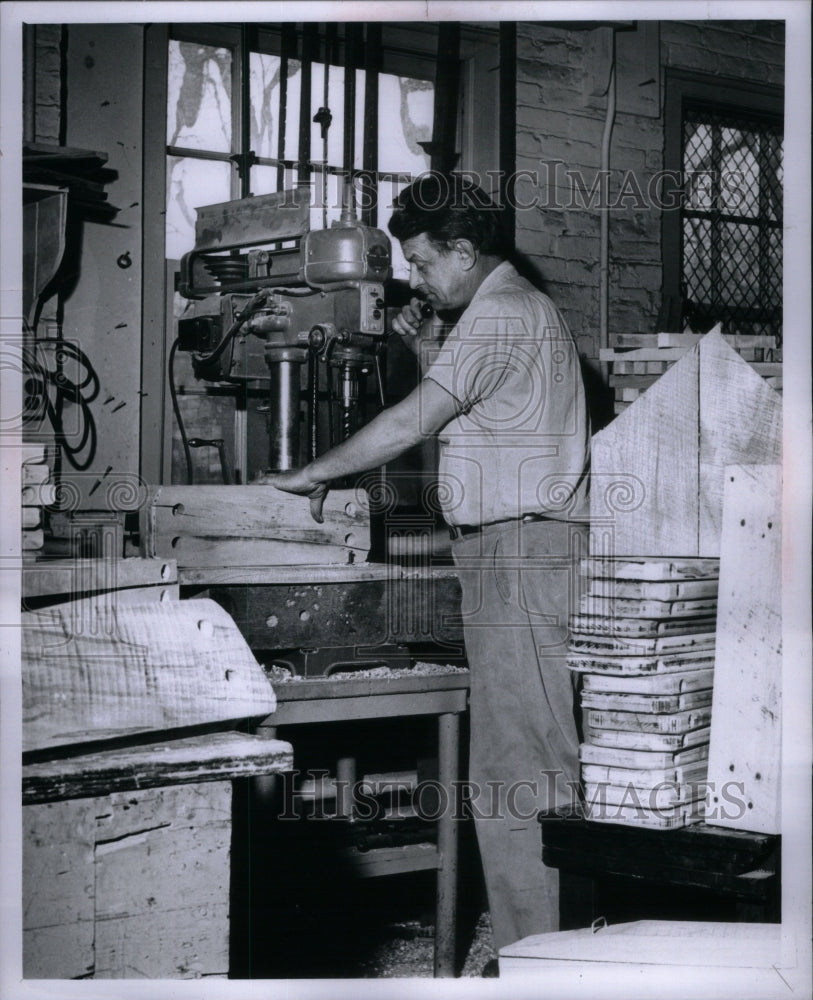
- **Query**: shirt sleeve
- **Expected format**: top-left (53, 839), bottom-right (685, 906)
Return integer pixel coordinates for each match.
top-left (422, 299), bottom-right (525, 411)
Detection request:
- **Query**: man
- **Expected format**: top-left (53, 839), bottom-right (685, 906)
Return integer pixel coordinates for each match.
top-left (264, 174), bottom-right (590, 953)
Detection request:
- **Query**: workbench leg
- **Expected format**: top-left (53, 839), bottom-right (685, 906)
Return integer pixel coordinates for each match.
top-left (253, 725), bottom-right (280, 806)
top-left (336, 755), bottom-right (357, 819)
top-left (434, 712), bottom-right (460, 977)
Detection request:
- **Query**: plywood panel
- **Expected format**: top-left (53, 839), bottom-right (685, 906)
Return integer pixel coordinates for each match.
top-left (706, 465), bottom-right (782, 834)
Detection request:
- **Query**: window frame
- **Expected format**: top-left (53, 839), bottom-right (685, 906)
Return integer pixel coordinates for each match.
top-left (662, 69), bottom-right (784, 333)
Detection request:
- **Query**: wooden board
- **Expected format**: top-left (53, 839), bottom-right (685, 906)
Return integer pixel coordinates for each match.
top-left (22, 732), bottom-right (294, 804)
top-left (22, 556), bottom-right (177, 599)
top-left (569, 632), bottom-right (716, 656)
top-left (584, 726), bottom-right (710, 752)
top-left (579, 596), bottom-right (717, 619)
top-left (581, 687), bottom-right (712, 713)
top-left (581, 667), bottom-right (714, 694)
top-left (585, 706), bottom-right (712, 732)
top-left (579, 742), bottom-right (708, 770)
top-left (582, 798), bottom-right (704, 829)
top-left (587, 579), bottom-right (718, 601)
top-left (567, 648), bottom-right (716, 674)
top-left (93, 783), bottom-right (232, 978)
top-left (583, 781), bottom-right (705, 809)
top-left (591, 330), bottom-right (782, 557)
top-left (706, 464), bottom-right (782, 834)
top-left (581, 759), bottom-right (708, 789)
top-left (570, 613), bottom-right (716, 637)
top-left (139, 485), bottom-right (370, 569)
top-left (22, 597), bottom-right (276, 752)
top-left (23, 798), bottom-right (96, 978)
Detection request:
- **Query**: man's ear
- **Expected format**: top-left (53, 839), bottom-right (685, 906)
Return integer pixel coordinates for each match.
top-left (451, 239), bottom-right (478, 271)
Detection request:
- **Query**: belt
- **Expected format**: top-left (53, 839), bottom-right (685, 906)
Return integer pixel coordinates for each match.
top-left (448, 512), bottom-right (550, 541)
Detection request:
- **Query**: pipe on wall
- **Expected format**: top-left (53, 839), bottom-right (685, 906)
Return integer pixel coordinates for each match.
top-left (599, 45), bottom-right (616, 385)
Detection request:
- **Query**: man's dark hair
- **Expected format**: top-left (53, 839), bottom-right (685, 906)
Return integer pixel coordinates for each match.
top-left (388, 173), bottom-right (509, 256)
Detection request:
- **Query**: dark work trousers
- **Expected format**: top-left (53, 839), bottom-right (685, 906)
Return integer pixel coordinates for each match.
top-left (451, 517), bottom-right (588, 950)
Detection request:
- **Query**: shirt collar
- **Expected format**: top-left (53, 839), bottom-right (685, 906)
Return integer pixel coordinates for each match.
top-left (467, 260), bottom-right (517, 308)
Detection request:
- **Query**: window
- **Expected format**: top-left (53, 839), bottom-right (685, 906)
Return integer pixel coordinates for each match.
top-left (163, 25), bottom-right (437, 273)
top-left (140, 22), bottom-right (502, 485)
top-left (663, 72), bottom-right (784, 342)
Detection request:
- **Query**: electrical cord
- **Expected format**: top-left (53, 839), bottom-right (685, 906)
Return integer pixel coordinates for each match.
top-left (168, 338), bottom-right (194, 485)
top-left (25, 339), bottom-right (99, 470)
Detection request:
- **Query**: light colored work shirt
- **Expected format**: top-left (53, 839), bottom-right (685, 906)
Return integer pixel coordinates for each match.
top-left (422, 261), bottom-right (590, 527)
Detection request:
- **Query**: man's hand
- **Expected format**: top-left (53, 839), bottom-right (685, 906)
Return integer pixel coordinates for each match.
top-left (256, 467), bottom-right (330, 524)
top-left (391, 298), bottom-right (442, 360)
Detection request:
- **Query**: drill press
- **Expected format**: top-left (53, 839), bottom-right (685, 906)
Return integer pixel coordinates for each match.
top-left (176, 189), bottom-right (392, 474)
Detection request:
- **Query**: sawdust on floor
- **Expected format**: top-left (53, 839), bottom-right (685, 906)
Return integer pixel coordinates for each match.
top-left (357, 910), bottom-right (497, 978)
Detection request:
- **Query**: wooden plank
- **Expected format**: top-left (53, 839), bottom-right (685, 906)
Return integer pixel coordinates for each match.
top-left (609, 374), bottom-right (660, 389)
top-left (580, 596), bottom-right (717, 618)
top-left (570, 613), bottom-right (716, 636)
top-left (583, 781), bottom-right (704, 809)
top-left (23, 798), bottom-right (96, 978)
top-left (22, 557), bottom-right (177, 599)
top-left (581, 759), bottom-right (708, 788)
top-left (657, 332), bottom-right (777, 350)
top-left (178, 561), bottom-right (461, 586)
top-left (582, 668), bottom-right (714, 694)
top-left (580, 556), bottom-right (719, 581)
top-left (586, 705), bottom-right (712, 733)
top-left (581, 688), bottom-right (712, 713)
top-left (567, 647), bottom-right (716, 671)
top-left (579, 742), bottom-right (708, 769)
top-left (22, 597), bottom-right (276, 751)
top-left (587, 578), bottom-right (718, 601)
top-left (706, 465), bottom-right (782, 835)
top-left (93, 783), bottom-right (232, 978)
top-left (600, 346), bottom-right (690, 361)
top-left (140, 485), bottom-right (370, 567)
top-left (584, 726), bottom-right (710, 752)
top-left (583, 799), bottom-right (703, 829)
top-left (22, 733), bottom-right (294, 804)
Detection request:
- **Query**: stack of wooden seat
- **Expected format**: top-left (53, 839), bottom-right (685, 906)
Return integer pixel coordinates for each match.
top-left (568, 556), bottom-right (720, 829)
top-left (602, 329), bottom-right (781, 414)
top-left (21, 445), bottom-right (55, 557)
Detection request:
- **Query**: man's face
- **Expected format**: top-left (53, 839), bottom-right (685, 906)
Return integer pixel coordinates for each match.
top-left (400, 233), bottom-right (472, 311)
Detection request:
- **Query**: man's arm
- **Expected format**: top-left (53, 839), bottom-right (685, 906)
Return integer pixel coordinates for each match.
top-left (260, 377), bottom-right (460, 522)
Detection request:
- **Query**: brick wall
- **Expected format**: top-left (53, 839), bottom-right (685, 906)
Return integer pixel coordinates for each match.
top-left (514, 20), bottom-right (785, 380)
top-left (30, 24), bottom-right (62, 143)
